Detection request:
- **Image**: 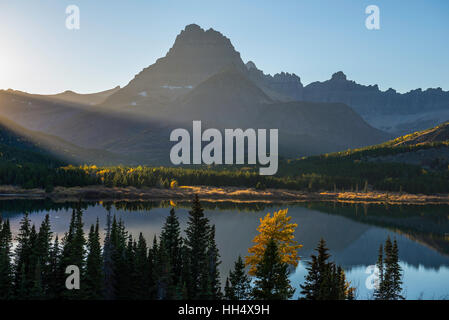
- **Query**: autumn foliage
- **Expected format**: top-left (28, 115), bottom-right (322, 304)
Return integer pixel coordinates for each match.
top-left (245, 209), bottom-right (302, 275)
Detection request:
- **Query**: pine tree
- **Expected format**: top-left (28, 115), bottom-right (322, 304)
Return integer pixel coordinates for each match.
top-left (300, 238), bottom-right (329, 300)
top-left (27, 224), bottom-right (38, 283)
top-left (147, 237), bottom-right (157, 299)
top-left (0, 219), bottom-right (13, 299)
top-left (72, 208), bottom-right (86, 269)
top-left (155, 238), bottom-right (173, 299)
top-left (134, 232), bottom-right (149, 299)
top-left (383, 237), bottom-right (394, 299)
top-left (14, 213), bottom-right (32, 299)
top-left (179, 244), bottom-right (192, 299)
top-left (331, 265), bottom-right (353, 300)
top-left (110, 216), bottom-right (130, 299)
top-left (160, 208), bottom-right (183, 290)
top-left (185, 195), bottom-right (210, 298)
top-left (85, 219), bottom-right (104, 299)
top-left (300, 238), bottom-right (354, 300)
top-left (199, 262), bottom-right (213, 300)
top-left (35, 214), bottom-right (52, 295)
top-left (224, 278), bottom-right (231, 300)
top-left (17, 264), bottom-right (27, 299)
top-left (206, 225), bottom-right (222, 299)
top-left (60, 211), bottom-right (76, 273)
top-left (225, 256), bottom-right (251, 300)
top-left (252, 239), bottom-right (294, 300)
top-left (47, 235), bottom-right (61, 299)
top-left (103, 207), bottom-right (115, 300)
top-left (375, 237), bottom-right (403, 300)
top-left (390, 239), bottom-right (403, 300)
top-left (124, 235), bottom-right (137, 299)
top-left (60, 207), bottom-right (86, 299)
top-left (30, 260), bottom-right (44, 300)
top-left (373, 244), bottom-right (384, 300)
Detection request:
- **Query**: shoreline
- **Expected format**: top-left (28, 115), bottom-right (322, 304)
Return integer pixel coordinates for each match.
top-left (0, 185), bottom-right (449, 205)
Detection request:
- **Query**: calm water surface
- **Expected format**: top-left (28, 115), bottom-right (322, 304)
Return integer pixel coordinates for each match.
top-left (2, 200), bottom-right (448, 300)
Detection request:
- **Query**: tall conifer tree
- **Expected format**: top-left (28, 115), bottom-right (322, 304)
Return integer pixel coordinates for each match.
top-left (36, 214), bottom-right (52, 294)
top-left (300, 238), bottom-right (354, 300)
top-left (134, 232), bottom-right (149, 299)
top-left (206, 225), bottom-right (222, 299)
top-left (103, 207), bottom-right (115, 300)
top-left (225, 256), bottom-right (251, 300)
top-left (252, 239), bottom-right (294, 300)
top-left (161, 208), bottom-right (183, 289)
top-left (47, 235), bottom-right (61, 299)
top-left (14, 213), bottom-right (32, 299)
top-left (60, 207), bottom-right (86, 299)
top-left (374, 237), bottom-right (403, 300)
top-left (0, 219), bottom-right (13, 299)
top-left (185, 195), bottom-right (210, 298)
top-left (86, 219), bottom-right (104, 299)
top-left (390, 239), bottom-right (403, 300)
top-left (373, 244), bottom-right (385, 300)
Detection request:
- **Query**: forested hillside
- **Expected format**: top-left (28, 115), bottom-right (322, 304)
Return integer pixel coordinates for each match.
top-left (276, 122), bottom-right (449, 194)
top-left (0, 122), bottom-right (63, 167)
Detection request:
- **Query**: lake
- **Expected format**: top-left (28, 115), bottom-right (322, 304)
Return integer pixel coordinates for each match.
top-left (2, 199), bottom-right (449, 300)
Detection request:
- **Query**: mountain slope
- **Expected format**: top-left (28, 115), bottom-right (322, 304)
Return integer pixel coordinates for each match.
top-left (0, 115), bottom-right (126, 165)
top-left (391, 121), bottom-right (449, 146)
top-left (273, 123), bottom-right (449, 195)
top-left (0, 91), bottom-right (130, 165)
top-left (283, 122), bottom-right (449, 171)
top-left (168, 68), bottom-right (390, 157)
top-left (43, 86), bottom-right (121, 105)
top-left (0, 118), bottom-right (63, 166)
top-left (0, 88), bottom-right (176, 164)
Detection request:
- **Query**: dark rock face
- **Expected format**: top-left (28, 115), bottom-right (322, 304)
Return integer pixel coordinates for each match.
top-left (255, 67), bottom-right (449, 119)
top-left (300, 73), bottom-right (449, 134)
top-left (303, 72), bottom-right (449, 116)
top-left (245, 63), bottom-right (449, 132)
top-left (246, 61), bottom-right (304, 101)
top-left (245, 67), bottom-right (449, 134)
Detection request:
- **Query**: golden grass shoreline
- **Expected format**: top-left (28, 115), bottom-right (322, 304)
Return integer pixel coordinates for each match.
top-left (0, 185), bottom-right (449, 205)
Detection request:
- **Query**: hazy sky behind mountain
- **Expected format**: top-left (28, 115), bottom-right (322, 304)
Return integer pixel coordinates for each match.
top-left (0, 0), bottom-right (448, 94)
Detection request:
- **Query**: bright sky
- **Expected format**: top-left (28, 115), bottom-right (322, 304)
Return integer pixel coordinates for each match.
top-left (0, 0), bottom-right (448, 94)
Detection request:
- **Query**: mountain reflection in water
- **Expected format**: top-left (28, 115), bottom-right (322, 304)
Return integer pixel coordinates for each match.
top-left (1, 199), bottom-right (448, 299)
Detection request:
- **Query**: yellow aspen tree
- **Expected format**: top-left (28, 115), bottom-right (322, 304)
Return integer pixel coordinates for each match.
top-left (245, 208), bottom-right (302, 275)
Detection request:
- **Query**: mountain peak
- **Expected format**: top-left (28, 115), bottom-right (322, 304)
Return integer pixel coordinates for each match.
top-left (167, 24), bottom-right (237, 56)
top-left (184, 23), bottom-right (203, 32)
top-left (331, 71), bottom-right (347, 81)
top-left (246, 61), bottom-right (257, 70)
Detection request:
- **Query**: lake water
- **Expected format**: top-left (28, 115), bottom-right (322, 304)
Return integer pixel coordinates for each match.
top-left (2, 199), bottom-right (449, 300)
